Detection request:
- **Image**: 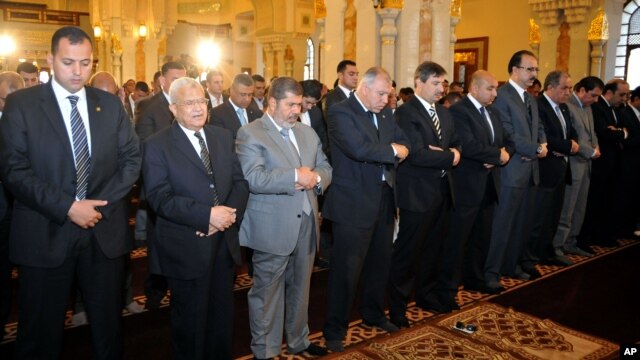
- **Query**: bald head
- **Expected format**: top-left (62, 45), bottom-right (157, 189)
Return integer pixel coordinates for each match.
top-left (468, 70), bottom-right (498, 107)
top-left (89, 71), bottom-right (118, 95)
top-left (0, 71), bottom-right (25, 111)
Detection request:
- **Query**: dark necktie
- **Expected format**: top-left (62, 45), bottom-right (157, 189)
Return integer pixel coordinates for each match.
top-left (427, 107), bottom-right (442, 140)
top-left (480, 107), bottom-right (495, 143)
top-left (523, 91), bottom-right (532, 124)
top-left (280, 128), bottom-right (311, 214)
top-left (194, 131), bottom-right (220, 206)
top-left (67, 95), bottom-right (90, 200)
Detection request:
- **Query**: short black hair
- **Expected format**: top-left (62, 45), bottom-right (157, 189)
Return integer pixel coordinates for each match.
top-left (603, 79), bottom-right (628, 96)
top-left (399, 87), bottom-right (414, 96)
top-left (507, 50), bottom-right (537, 75)
top-left (630, 86), bottom-right (640, 102)
top-left (414, 61), bottom-right (447, 83)
top-left (251, 74), bottom-right (265, 83)
top-left (16, 62), bottom-right (38, 74)
top-left (574, 76), bottom-right (604, 92)
top-left (161, 61), bottom-right (185, 76)
top-left (51, 26), bottom-right (92, 55)
top-left (300, 79), bottom-right (323, 100)
top-left (135, 81), bottom-right (150, 93)
top-left (206, 70), bottom-right (223, 82)
top-left (268, 77), bottom-right (302, 100)
top-left (336, 60), bottom-right (356, 74)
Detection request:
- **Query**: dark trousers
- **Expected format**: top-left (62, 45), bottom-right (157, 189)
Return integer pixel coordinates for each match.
top-left (323, 185), bottom-right (394, 341)
top-left (528, 179), bottom-right (566, 260)
top-left (167, 240), bottom-right (235, 360)
top-left (443, 183), bottom-right (497, 295)
top-left (0, 206), bottom-right (11, 342)
top-left (15, 230), bottom-right (124, 360)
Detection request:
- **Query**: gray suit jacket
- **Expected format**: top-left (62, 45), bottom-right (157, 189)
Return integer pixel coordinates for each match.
top-left (567, 93), bottom-right (598, 164)
top-left (493, 81), bottom-right (546, 187)
top-left (236, 114), bottom-right (332, 256)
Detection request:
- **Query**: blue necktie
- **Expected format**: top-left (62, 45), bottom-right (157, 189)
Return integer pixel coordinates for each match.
top-left (68, 95), bottom-right (90, 200)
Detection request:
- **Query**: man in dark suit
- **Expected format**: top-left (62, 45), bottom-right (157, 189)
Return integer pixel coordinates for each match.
top-left (135, 62), bottom-right (186, 143)
top-left (484, 50), bottom-right (547, 290)
top-left (236, 77), bottom-right (331, 359)
top-left (444, 70), bottom-right (514, 299)
top-left (124, 81), bottom-right (150, 121)
top-left (322, 67), bottom-right (409, 352)
top-left (251, 74), bottom-right (266, 112)
top-left (616, 86), bottom-right (640, 238)
top-left (581, 79), bottom-right (629, 247)
top-left (529, 71), bottom-right (579, 266)
top-left (300, 79), bottom-right (330, 158)
top-left (389, 61), bottom-right (461, 325)
top-left (553, 77), bottom-right (603, 258)
top-left (323, 60), bottom-right (358, 112)
top-left (209, 73), bottom-right (262, 138)
top-left (135, 61), bottom-right (187, 309)
top-left (143, 77), bottom-right (248, 359)
top-left (0, 26), bottom-right (141, 359)
top-left (0, 70), bottom-right (24, 342)
top-left (204, 70), bottom-right (228, 111)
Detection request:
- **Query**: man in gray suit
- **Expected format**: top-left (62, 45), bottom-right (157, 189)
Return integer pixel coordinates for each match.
top-left (236, 77), bottom-right (332, 359)
top-left (484, 50), bottom-right (547, 291)
top-left (552, 76), bottom-right (603, 257)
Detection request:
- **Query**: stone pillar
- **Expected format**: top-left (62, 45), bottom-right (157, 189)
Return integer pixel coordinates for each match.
top-left (377, 8), bottom-right (400, 80)
top-left (111, 34), bottom-right (123, 84)
top-left (430, 0), bottom-right (452, 74)
top-left (589, 39), bottom-right (606, 78)
top-left (316, 17), bottom-right (326, 81)
top-left (263, 43), bottom-right (274, 80)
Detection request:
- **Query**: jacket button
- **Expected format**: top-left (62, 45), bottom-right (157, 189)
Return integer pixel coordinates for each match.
top-left (297, 214), bottom-right (301, 218)
top-left (209, 184), bottom-right (214, 189)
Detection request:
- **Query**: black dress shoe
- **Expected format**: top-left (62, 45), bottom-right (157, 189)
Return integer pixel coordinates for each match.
top-left (295, 343), bottom-right (328, 356)
top-left (363, 319), bottom-right (400, 333)
top-left (325, 340), bottom-right (344, 352)
top-left (520, 264), bottom-right (541, 279)
top-left (439, 296), bottom-right (460, 311)
top-left (390, 316), bottom-right (410, 329)
top-left (415, 300), bottom-right (451, 314)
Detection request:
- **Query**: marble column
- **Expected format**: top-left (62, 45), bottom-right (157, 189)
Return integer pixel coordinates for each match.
top-left (589, 39), bottom-right (606, 78)
top-left (316, 17), bottom-right (326, 81)
top-left (430, 0), bottom-right (452, 74)
top-left (377, 8), bottom-right (400, 80)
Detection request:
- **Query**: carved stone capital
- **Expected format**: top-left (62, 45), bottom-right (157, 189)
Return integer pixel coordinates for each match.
top-left (528, 0), bottom-right (592, 25)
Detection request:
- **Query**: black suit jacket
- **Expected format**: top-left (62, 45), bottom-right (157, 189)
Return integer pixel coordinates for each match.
top-left (323, 87), bottom-right (349, 113)
top-left (135, 92), bottom-right (174, 143)
top-left (142, 123), bottom-right (249, 280)
top-left (208, 100), bottom-right (262, 138)
top-left (592, 96), bottom-right (625, 167)
top-left (0, 83), bottom-right (141, 267)
top-left (307, 106), bottom-right (330, 158)
top-left (322, 94), bottom-right (410, 228)
top-left (395, 97), bottom-right (461, 211)
top-left (621, 105), bottom-right (640, 163)
top-left (537, 95), bottom-right (577, 187)
top-left (449, 97), bottom-right (515, 206)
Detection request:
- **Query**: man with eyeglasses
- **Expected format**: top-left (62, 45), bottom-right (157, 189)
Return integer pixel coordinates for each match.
top-left (143, 77), bottom-right (248, 359)
top-left (300, 79), bottom-right (330, 158)
top-left (209, 73), bottom-right (262, 139)
top-left (324, 60), bottom-right (359, 111)
top-left (484, 50), bottom-right (548, 293)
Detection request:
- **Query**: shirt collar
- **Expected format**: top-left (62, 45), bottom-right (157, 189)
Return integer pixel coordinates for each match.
top-left (543, 93), bottom-right (560, 110)
top-left (338, 84), bottom-right (352, 98)
top-left (415, 94), bottom-right (435, 112)
top-left (467, 94), bottom-right (484, 110)
top-left (508, 79), bottom-right (528, 100)
top-left (51, 77), bottom-right (86, 104)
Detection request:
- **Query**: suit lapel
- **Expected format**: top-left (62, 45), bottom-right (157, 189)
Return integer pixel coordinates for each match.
top-left (347, 96), bottom-right (379, 141)
top-left (170, 123), bottom-right (209, 177)
top-left (411, 97), bottom-right (441, 145)
top-left (464, 97), bottom-right (492, 144)
top-left (261, 116), bottom-right (300, 167)
top-left (40, 84), bottom-right (74, 161)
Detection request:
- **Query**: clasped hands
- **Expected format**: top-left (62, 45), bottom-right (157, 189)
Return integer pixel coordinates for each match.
top-left (428, 145), bottom-right (460, 166)
top-left (484, 147), bottom-right (511, 169)
top-left (295, 166), bottom-right (320, 191)
top-left (196, 206), bottom-right (237, 237)
top-left (68, 199), bottom-right (108, 229)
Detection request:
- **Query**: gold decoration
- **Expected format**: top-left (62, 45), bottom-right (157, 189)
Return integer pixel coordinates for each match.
top-left (450, 0), bottom-right (462, 17)
top-left (587, 8), bottom-right (608, 41)
top-left (529, 18), bottom-right (541, 45)
top-left (284, 44), bottom-right (294, 62)
top-left (314, 0), bottom-right (326, 18)
top-left (111, 33), bottom-right (122, 55)
top-left (382, 0), bottom-right (404, 9)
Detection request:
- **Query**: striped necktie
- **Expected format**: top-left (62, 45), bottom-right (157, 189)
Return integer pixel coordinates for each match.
top-left (67, 95), bottom-right (90, 200)
top-left (194, 131), bottom-right (220, 206)
top-left (427, 107), bottom-right (442, 140)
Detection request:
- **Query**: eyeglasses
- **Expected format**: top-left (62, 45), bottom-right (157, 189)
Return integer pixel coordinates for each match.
top-left (517, 66), bottom-right (540, 73)
top-left (176, 98), bottom-right (209, 108)
top-left (454, 321), bottom-right (478, 334)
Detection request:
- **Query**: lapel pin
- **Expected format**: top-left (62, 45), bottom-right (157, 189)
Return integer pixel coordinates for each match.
top-left (96, 107), bottom-right (101, 112)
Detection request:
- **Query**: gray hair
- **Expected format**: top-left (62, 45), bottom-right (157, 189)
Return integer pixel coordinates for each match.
top-left (169, 77), bottom-right (203, 104)
top-left (358, 67), bottom-right (391, 90)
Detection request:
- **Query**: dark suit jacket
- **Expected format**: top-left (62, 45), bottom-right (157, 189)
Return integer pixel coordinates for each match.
top-left (449, 96), bottom-right (515, 206)
top-left (307, 106), bottom-right (330, 158)
top-left (209, 100), bottom-right (262, 138)
top-left (124, 97), bottom-right (134, 120)
top-left (323, 87), bottom-right (349, 113)
top-left (621, 105), bottom-right (640, 164)
top-left (135, 92), bottom-right (174, 143)
top-left (142, 123), bottom-right (249, 280)
top-left (205, 91), bottom-right (229, 112)
top-left (395, 97), bottom-right (461, 211)
top-left (322, 94), bottom-right (410, 228)
top-left (537, 95), bottom-right (577, 188)
top-left (0, 83), bottom-right (141, 267)
top-left (592, 96), bottom-right (625, 167)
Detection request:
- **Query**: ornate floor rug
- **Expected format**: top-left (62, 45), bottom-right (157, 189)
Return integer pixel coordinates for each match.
top-left (325, 303), bottom-right (618, 360)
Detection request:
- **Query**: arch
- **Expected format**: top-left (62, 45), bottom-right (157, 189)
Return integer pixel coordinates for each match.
top-left (304, 37), bottom-right (314, 80)
top-left (615, 0), bottom-right (640, 79)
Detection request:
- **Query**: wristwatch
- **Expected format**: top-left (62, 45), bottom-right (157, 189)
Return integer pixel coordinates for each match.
top-left (536, 145), bottom-right (543, 154)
